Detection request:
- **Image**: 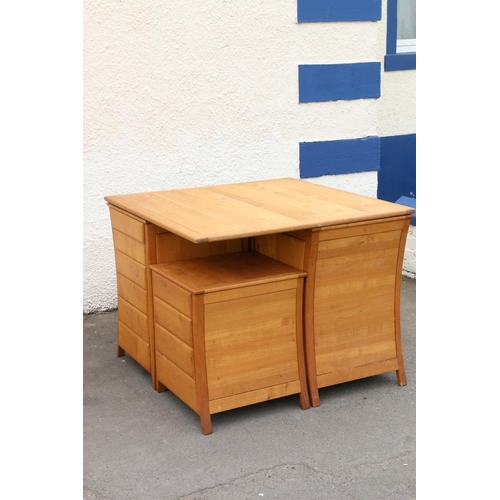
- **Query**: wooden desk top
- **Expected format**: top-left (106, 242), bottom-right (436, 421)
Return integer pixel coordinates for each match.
top-left (105, 178), bottom-right (414, 243)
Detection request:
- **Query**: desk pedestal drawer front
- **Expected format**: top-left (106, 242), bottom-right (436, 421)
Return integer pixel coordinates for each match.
top-left (151, 252), bottom-right (309, 435)
top-left (304, 216), bottom-right (412, 406)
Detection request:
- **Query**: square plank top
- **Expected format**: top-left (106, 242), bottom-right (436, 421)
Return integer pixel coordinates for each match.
top-left (105, 178), bottom-right (414, 243)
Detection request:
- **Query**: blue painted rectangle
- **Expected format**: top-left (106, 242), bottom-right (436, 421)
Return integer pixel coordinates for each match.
top-left (396, 196), bottom-right (416, 225)
top-left (298, 0), bottom-right (381, 22)
top-left (385, 0), bottom-right (398, 54)
top-left (299, 136), bottom-right (380, 179)
top-left (384, 53), bottom-right (416, 71)
top-left (377, 134), bottom-right (416, 203)
top-left (298, 63), bottom-right (380, 103)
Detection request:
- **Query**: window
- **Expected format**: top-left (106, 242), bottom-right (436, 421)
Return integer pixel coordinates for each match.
top-left (385, 0), bottom-right (416, 71)
top-left (397, 0), bottom-right (416, 53)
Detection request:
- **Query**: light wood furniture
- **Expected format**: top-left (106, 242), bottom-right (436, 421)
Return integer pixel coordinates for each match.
top-left (107, 205), bottom-right (248, 383)
top-left (105, 178), bottom-right (414, 406)
top-left (150, 251), bottom-right (309, 434)
top-left (256, 216), bottom-right (411, 406)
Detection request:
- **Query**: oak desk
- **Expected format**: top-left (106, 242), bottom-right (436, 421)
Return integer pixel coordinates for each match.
top-left (105, 177), bottom-right (414, 406)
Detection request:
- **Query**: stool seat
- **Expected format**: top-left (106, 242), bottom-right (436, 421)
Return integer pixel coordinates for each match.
top-left (152, 251), bottom-right (306, 293)
top-left (151, 251), bottom-right (309, 434)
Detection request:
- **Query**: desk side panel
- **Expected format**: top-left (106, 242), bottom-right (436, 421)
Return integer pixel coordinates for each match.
top-left (313, 219), bottom-right (407, 381)
top-left (109, 206), bottom-right (160, 376)
top-left (204, 287), bottom-right (301, 402)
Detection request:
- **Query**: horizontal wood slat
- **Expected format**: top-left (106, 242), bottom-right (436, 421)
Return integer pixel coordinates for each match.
top-left (209, 381), bottom-right (302, 414)
top-left (317, 230), bottom-right (401, 261)
top-left (117, 296), bottom-right (149, 343)
top-left (152, 272), bottom-right (191, 318)
top-left (116, 273), bottom-right (148, 316)
top-left (315, 334), bottom-right (396, 374)
top-left (118, 321), bottom-right (151, 373)
top-left (317, 359), bottom-right (399, 389)
top-left (112, 228), bottom-right (146, 264)
top-left (156, 352), bottom-right (198, 413)
top-left (153, 297), bottom-right (193, 347)
top-left (109, 207), bottom-right (145, 243)
top-left (114, 251), bottom-right (147, 289)
top-left (155, 323), bottom-right (194, 378)
top-left (318, 218), bottom-right (406, 241)
top-left (203, 279), bottom-right (299, 305)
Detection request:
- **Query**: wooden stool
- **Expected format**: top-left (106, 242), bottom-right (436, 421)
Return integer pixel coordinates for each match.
top-left (150, 251), bottom-right (310, 434)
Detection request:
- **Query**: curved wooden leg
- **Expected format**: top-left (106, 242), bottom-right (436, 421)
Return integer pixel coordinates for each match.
top-left (156, 380), bottom-right (168, 393)
top-left (397, 364), bottom-right (407, 386)
top-left (299, 392), bottom-right (310, 410)
top-left (200, 412), bottom-right (213, 435)
top-left (395, 218), bottom-right (410, 388)
top-left (303, 230), bottom-right (321, 407)
top-left (295, 278), bottom-right (310, 410)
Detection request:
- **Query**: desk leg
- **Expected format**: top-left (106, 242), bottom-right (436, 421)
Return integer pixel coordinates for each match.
top-left (303, 230), bottom-right (321, 407)
top-left (192, 295), bottom-right (213, 435)
top-left (116, 345), bottom-right (125, 357)
top-left (296, 278), bottom-right (310, 410)
top-left (395, 218), bottom-right (410, 387)
top-left (156, 380), bottom-right (168, 393)
top-left (394, 275), bottom-right (407, 387)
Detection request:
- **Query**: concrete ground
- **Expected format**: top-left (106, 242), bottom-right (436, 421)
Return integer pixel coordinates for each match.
top-left (83, 276), bottom-right (416, 500)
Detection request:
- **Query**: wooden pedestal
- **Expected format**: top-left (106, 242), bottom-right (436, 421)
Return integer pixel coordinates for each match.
top-left (150, 251), bottom-right (310, 434)
top-left (108, 205), bottom-right (248, 389)
top-left (256, 215), bottom-right (411, 407)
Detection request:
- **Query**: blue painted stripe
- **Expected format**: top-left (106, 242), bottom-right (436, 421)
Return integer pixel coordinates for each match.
top-left (384, 53), bottom-right (416, 71)
top-left (396, 196), bottom-right (416, 225)
top-left (299, 136), bottom-right (380, 179)
top-left (298, 0), bottom-right (381, 22)
top-left (377, 134), bottom-right (416, 203)
top-left (298, 63), bottom-right (380, 103)
top-left (386, 0), bottom-right (398, 54)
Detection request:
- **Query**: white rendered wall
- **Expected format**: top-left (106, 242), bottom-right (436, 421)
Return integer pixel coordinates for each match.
top-left (402, 224), bottom-right (416, 279)
top-left (378, 69), bottom-right (416, 137)
top-left (83, 0), bottom-right (415, 313)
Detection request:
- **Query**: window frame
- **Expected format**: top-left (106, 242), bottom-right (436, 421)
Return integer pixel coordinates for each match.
top-left (384, 0), bottom-right (416, 71)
